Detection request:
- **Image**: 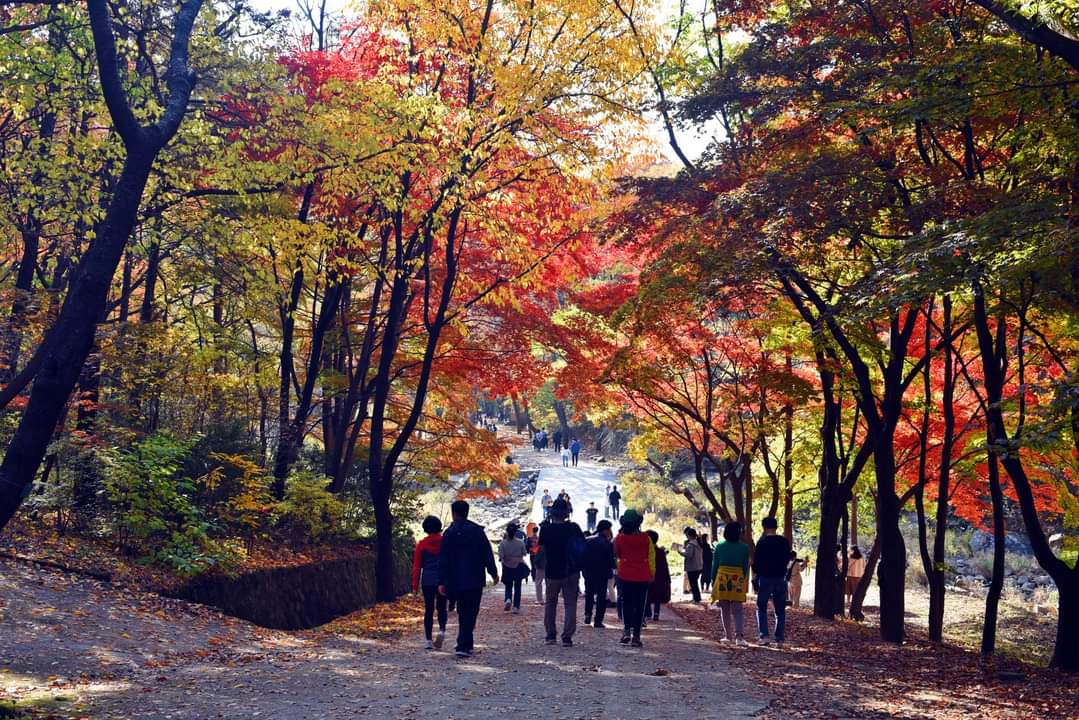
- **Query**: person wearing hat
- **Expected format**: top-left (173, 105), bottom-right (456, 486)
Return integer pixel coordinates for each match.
top-left (539, 497), bottom-right (586, 646)
top-left (499, 523), bottom-right (528, 614)
top-left (582, 519), bottom-right (616, 627)
top-left (613, 508), bottom-right (654, 647)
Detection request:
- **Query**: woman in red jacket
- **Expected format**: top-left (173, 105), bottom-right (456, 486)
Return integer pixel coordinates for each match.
top-left (613, 509), bottom-right (654, 648)
top-left (412, 515), bottom-right (447, 650)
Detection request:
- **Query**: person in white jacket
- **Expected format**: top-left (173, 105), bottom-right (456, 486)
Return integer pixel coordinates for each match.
top-left (675, 527), bottom-right (704, 602)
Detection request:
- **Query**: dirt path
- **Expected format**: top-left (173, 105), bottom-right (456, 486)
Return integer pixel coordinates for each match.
top-left (1, 557), bottom-right (767, 719)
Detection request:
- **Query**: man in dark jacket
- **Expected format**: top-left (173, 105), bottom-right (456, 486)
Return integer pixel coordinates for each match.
top-left (539, 498), bottom-right (585, 646)
top-left (608, 486), bottom-right (621, 518)
top-left (582, 520), bottom-right (615, 627)
top-left (439, 500), bottom-right (498, 657)
top-left (751, 516), bottom-right (792, 647)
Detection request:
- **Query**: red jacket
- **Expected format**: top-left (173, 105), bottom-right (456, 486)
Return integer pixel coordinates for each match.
top-left (614, 532), bottom-right (655, 583)
top-left (412, 533), bottom-right (442, 591)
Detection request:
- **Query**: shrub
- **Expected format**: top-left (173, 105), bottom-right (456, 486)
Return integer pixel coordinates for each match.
top-left (277, 471), bottom-right (348, 542)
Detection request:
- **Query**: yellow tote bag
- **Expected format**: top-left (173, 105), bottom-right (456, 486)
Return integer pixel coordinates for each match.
top-left (711, 565), bottom-right (747, 603)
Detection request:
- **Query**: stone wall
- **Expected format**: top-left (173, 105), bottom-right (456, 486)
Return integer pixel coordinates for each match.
top-left (169, 543), bottom-right (412, 630)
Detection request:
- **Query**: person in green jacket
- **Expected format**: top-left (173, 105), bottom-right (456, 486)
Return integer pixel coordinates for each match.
top-left (710, 521), bottom-right (750, 646)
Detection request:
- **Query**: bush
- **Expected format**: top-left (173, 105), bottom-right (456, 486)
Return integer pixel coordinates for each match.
top-left (100, 432), bottom-right (240, 576)
top-left (277, 471), bottom-right (348, 542)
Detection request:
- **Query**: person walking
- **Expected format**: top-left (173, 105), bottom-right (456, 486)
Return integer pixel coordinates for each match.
top-left (412, 515), bottom-right (447, 650)
top-left (675, 527), bottom-right (704, 602)
top-left (613, 509), bottom-right (654, 648)
top-left (646, 530), bottom-right (671, 621)
top-left (787, 551), bottom-right (807, 609)
top-left (541, 489), bottom-right (554, 521)
top-left (564, 493), bottom-right (573, 520)
top-left (846, 546), bottom-right (866, 606)
top-left (539, 498), bottom-right (586, 646)
top-left (585, 502), bottom-right (599, 532)
top-left (499, 524), bottom-right (527, 614)
top-left (531, 524), bottom-right (547, 604)
top-left (604, 485), bottom-right (612, 518)
top-left (570, 437), bottom-right (581, 467)
top-left (582, 519), bottom-right (616, 628)
top-left (553, 429), bottom-right (563, 453)
top-left (752, 517), bottom-right (791, 647)
top-left (438, 500), bottom-right (498, 658)
top-left (608, 485), bottom-right (621, 518)
top-left (561, 445), bottom-right (570, 467)
top-left (710, 521), bottom-right (750, 645)
top-left (699, 533), bottom-right (714, 593)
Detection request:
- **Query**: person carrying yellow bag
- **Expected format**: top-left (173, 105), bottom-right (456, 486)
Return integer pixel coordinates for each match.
top-left (710, 521), bottom-right (750, 646)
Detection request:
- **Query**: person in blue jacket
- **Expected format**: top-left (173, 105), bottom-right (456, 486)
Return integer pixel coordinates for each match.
top-left (439, 500), bottom-right (498, 658)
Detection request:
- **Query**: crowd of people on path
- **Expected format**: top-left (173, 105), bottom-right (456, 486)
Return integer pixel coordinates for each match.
top-left (413, 493), bottom-right (815, 658)
top-left (532, 429), bottom-right (582, 467)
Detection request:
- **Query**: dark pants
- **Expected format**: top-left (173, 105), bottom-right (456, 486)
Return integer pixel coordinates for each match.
top-left (503, 570), bottom-right (522, 609)
top-left (610, 501), bottom-right (620, 518)
top-left (571, 451), bottom-right (579, 466)
top-left (620, 580), bottom-right (649, 637)
top-left (687, 570), bottom-right (702, 602)
top-left (701, 565), bottom-right (712, 590)
top-left (453, 587), bottom-right (483, 653)
top-left (756, 575), bottom-right (787, 642)
top-left (422, 585), bottom-right (447, 640)
top-left (584, 576), bottom-right (608, 624)
top-left (651, 600), bottom-right (662, 619)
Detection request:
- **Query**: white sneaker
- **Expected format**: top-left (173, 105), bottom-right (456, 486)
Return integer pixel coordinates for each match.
top-left (434, 631), bottom-right (444, 649)
top-left (512, 607), bottom-right (520, 615)
top-left (504, 601), bottom-right (512, 611)
top-left (718, 637), bottom-right (730, 644)
top-left (425, 639), bottom-right (434, 650)
top-left (758, 637), bottom-right (772, 646)
top-left (736, 638), bottom-right (748, 647)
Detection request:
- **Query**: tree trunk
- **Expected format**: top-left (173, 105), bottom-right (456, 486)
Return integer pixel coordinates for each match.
top-left (982, 451), bottom-right (1005, 655)
top-left (850, 535), bottom-right (881, 621)
top-left (874, 436), bottom-right (906, 643)
top-left (553, 399), bottom-right (571, 440)
top-left (813, 498), bottom-right (845, 619)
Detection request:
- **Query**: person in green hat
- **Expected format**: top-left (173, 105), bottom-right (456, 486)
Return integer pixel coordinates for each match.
top-left (612, 508), bottom-right (654, 647)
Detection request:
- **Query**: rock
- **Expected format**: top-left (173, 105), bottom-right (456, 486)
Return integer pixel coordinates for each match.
top-left (1017, 576), bottom-right (1030, 586)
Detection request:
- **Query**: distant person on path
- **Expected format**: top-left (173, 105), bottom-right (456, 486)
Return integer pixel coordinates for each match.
top-left (570, 438), bottom-right (581, 466)
top-left (613, 509), bottom-right (654, 648)
top-left (583, 519), bottom-right (615, 628)
top-left (675, 527), bottom-right (704, 602)
top-left (539, 498), bottom-right (586, 646)
top-left (412, 515), bottom-right (447, 651)
top-left (553, 429), bottom-right (563, 452)
top-left (710, 521), bottom-right (749, 645)
top-left (846, 546), bottom-right (866, 606)
top-left (604, 485), bottom-right (611, 518)
top-left (531, 524), bottom-right (547, 604)
top-left (499, 524), bottom-right (527, 614)
top-left (538, 430), bottom-right (548, 450)
top-left (561, 445), bottom-right (570, 467)
top-left (586, 502), bottom-right (599, 532)
top-left (438, 500), bottom-right (498, 658)
top-left (564, 493), bottom-right (573, 520)
top-left (752, 517), bottom-right (791, 647)
top-left (608, 486), bottom-right (621, 518)
top-left (646, 530), bottom-right (671, 621)
top-left (699, 533), bottom-right (714, 592)
top-left (787, 551), bottom-right (807, 609)
top-left (541, 489), bottom-right (554, 520)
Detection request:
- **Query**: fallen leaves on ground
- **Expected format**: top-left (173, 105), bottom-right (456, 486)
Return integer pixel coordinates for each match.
top-left (672, 602), bottom-right (1079, 719)
top-left (316, 594), bottom-right (424, 639)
